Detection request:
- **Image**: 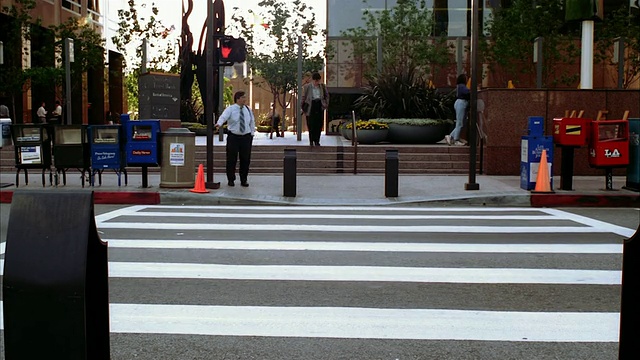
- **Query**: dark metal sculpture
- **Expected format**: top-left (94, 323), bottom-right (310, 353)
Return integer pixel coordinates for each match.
top-left (180, 0), bottom-right (224, 120)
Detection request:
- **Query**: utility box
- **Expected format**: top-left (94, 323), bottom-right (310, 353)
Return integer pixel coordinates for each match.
top-left (588, 120), bottom-right (629, 168)
top-left (123, 119), bottom-right (160, 166)
top-left (553, 117), bottom-right (590, 147)
top-left (159, 128), bottom-right (196, 188)
top-left (520, 135), bottom-right (553, 190)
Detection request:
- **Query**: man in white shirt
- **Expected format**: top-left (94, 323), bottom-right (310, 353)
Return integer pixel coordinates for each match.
top-left (215, 90), bottom-right (255, 187)
top-left (52, 100), bottom-right (63, 122)
top-left (36, 102), bottom-right (47, 124)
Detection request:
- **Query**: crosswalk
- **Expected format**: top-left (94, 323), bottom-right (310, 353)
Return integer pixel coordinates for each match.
top-left (1, 205), bottom-right (635, 355)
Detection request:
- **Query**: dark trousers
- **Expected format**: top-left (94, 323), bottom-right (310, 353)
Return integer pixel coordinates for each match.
top-left (226, 133), bottom-right (253, 183)
top-left (307, 100), bottom-right (323, 145)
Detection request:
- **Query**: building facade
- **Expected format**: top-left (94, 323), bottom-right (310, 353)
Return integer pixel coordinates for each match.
top-left (324, 0), bottom-right (636, 121)
top-left (0, 0), bottom-right (125, 124)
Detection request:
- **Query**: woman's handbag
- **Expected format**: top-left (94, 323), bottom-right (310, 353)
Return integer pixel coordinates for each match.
top-left (301, 102), bottom-right (309, 113)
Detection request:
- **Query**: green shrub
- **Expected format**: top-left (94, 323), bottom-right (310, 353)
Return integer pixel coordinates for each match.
top-left (377, 118), bottom-right (453, 126)
top-left (354, 63), bottom-right (455, 120)
top-left (345, 120), bottom-right (389, 130)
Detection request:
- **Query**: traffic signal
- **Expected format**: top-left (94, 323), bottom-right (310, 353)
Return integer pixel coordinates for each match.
top-left (219, 36), bottom-right (247, 64)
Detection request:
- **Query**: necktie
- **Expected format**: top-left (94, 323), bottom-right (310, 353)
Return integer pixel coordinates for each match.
top-left (239, 106), bottom-right (246, 133)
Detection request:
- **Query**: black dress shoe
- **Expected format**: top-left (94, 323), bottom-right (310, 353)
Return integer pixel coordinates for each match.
top-left (241, 182), bottom-right (249, 187)
top-left (228, 181), bottom-right (235, 187)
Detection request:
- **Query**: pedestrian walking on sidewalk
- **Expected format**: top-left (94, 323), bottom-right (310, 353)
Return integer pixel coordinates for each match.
top-left (301, 72), bottom-right (329, 147)
top-left (216, 90), bottom-right (255, 187)
top-left (445, 74), bottom-right (469, 146)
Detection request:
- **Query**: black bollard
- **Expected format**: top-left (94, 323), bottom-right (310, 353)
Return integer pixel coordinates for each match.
top-left (559, 146), bottom-right (575, 190)
top-left (2, 191), bottom-right (110, 360)
top-left (618, 223), bottom-right (639, 359)
top-left (283, 148), bottom-right (296, 197)
top-left (385, 149), bottom-right (399, 197)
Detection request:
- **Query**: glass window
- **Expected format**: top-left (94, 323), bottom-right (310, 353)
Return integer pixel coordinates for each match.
top-left (93, 128), bottom-right (119, 144)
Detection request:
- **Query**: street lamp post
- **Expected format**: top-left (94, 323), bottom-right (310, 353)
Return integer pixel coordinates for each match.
top-left (64, 38), bottom-right (74, 125)
top-left (533, 37), bottom-right (543, 89)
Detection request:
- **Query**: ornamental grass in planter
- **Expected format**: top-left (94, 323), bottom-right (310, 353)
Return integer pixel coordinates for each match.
top-left (353, 62), bottom-right (455, 144)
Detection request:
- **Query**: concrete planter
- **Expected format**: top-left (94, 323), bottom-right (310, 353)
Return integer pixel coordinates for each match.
top-left (387, 123), bottom-right (450, 144)
top-left (356, 129), bottom-right (388, 144)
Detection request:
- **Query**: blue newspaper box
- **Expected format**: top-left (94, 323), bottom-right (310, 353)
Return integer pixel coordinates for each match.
top-left (90, 125), bottom-right (124, 169)
top-left (89, 125), bottom-right (127, 186)
top-left (520, 135), bottom-right (554, 190)
top-left (123, 120), bottom-right (160, 166)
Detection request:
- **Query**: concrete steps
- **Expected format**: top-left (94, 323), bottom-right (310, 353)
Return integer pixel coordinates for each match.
top-left (1, 143), bottom-right (479, 175)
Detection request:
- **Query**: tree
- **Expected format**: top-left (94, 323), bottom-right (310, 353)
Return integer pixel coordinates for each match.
top-left (112, 0), bottom-right (178, 112)
top-left (0, 0), bottom-right (40, 119)
top-left (230, 0), bottom-right (325, 115)
top-left (0, 0), bottom-right (105, 121)
top-left (483, 0), bottom-right (582, 88)
top-left (594, 5), bottom-right (640, 89)
top-left (340, 0), bottom-right (451, 81)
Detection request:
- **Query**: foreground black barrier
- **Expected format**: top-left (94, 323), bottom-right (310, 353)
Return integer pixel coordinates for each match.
top-left (385, 149), bottom-right (399, 197)
top-left (619, 222), bottom-right (639, 359)
top-left (284, 148), bottom-right (296, 197)
top-left (2, 191), bottom-right (110, 360)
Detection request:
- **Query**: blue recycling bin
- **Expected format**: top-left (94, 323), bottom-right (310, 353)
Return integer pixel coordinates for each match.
top-left (89, 124), bottom-right (127, 186)
top-left (625, 118), bottom-right (639, 191)
top-left (520, 124), bottom-right (554, 191)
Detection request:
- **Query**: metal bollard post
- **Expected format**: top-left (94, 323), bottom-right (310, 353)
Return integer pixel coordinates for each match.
top-left (283, 148), bottom-right (296, 197)
top-left (618, 223), bottom-right (639, 359)
top-left (559, 146), bottom-right (575, 190)
top-left (385, 149), bottom-right (399, 197)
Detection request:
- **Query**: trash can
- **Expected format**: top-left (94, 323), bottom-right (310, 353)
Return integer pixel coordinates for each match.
top-left (159, 127), bottom-right (196, 188)
top-left (1, 118), bottom-right (11, 147)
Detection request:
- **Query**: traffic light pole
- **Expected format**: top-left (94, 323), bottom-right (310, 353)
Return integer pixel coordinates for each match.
top-left (204, 0), bottom-right (224, 189)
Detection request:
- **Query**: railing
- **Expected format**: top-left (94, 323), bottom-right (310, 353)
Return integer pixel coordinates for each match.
top-left (351, 110), bottom-right (358, 174)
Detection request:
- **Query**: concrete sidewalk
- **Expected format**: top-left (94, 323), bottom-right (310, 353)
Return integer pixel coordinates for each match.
top-left (1, 171), bottom-right (637, 207)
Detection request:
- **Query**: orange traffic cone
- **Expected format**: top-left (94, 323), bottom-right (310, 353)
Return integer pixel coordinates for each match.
top-left (190, 164), bottom-right (209, 193)
top-left (532, 150), bottom-right (554, 193)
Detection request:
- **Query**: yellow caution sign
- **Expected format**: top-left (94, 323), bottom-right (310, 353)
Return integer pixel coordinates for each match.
top-left (565, 125), bottom-right (581, 135)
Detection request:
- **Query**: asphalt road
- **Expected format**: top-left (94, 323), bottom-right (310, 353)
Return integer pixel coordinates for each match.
top-left (0, 204), bottom-right (638, 360)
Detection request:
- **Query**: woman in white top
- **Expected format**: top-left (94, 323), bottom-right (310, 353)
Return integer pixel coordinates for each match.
top-left (215, 90), bottom-right (255, 187)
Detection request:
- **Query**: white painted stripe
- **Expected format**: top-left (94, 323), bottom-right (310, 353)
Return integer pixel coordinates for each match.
top-left (104, 239), bottom-right (623, 254)
top-left (540, 209), bottom-right (638, 238)
top-left (118, 212), bottom-right (560, 221)
top-left (95, 205), bottom-right (147, 223)
top-left (0, 302), bottom-right (620, 342)
top-left (140, 205), bottom-right (546, 212)
top-left (106, 263), bottom-right (621, 284)
top-left (0, 260), bottom-right (619, 284)
top-left (96, 222), bottom-right (605, 233)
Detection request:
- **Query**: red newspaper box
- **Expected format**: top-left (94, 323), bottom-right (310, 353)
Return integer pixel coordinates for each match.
top-left (553, 117), bottom-right (590, 146)
top-left (588, 120), bottom-right (629, 167)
